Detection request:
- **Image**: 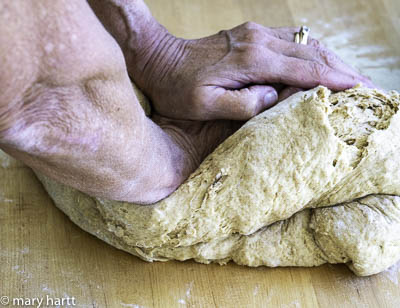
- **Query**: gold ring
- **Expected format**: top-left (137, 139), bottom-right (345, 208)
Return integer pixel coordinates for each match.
top-left (294, 26), bottom-right (310, 45)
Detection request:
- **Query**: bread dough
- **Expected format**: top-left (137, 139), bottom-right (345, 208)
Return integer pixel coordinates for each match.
top-left (35, 85), bottom-right (400, 276)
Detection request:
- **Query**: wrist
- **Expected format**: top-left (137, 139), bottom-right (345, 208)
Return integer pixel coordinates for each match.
top-left (127, 29), bottom-right (188, 98)
top-left (128, 118), bottom-right (198, 204)
top-left (160, 125), bottom-right (200, 186)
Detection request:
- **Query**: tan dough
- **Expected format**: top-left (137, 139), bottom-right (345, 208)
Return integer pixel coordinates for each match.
top-left (35, 85), bottom-right (400, 276)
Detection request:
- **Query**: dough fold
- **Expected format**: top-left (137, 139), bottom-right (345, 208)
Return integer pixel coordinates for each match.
top-left (35, 86), bottom-right (400, 276)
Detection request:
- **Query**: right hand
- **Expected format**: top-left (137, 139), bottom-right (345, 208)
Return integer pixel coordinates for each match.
top-left (152, 114), bottom-right (243, 172)
top-left (150, 88), bottom-right (302, 173)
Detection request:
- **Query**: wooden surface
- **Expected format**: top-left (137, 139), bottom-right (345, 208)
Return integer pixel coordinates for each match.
top-left (1, 0), bottom-right (400, 307)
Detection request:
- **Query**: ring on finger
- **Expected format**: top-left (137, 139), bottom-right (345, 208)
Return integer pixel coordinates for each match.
top-left (294, 26), bottom-right (310, 45)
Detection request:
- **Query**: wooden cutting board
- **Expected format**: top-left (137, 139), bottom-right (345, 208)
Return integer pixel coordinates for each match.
top-left (1, 0), bottom-right (400, 307)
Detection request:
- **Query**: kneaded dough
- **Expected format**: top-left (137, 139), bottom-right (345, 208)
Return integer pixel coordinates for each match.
top-left (35, 85), bottom-right (400, 276)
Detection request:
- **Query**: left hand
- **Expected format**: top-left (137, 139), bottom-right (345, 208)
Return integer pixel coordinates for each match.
top-left (130, 23), bottom-right (373, 121)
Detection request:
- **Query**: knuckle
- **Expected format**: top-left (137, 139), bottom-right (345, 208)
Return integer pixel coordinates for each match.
top-left (265, 37), bottom-right (280, 50)
top-left (309, 38), bottom-right (322, 48)
top-left (317, 47), bottom-right (339, 67)
top-left (245, 29), bottom-right (263, 43)
top-left (242, 21), bottom-right (260, 30)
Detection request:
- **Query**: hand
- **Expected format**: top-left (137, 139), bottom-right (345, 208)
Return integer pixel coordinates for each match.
top-left (131, 22), bottom-right (373, 121)
top-left (152, 113), bottom-right (243, 173)
top-left (150, 86), bottom-right (300, 176)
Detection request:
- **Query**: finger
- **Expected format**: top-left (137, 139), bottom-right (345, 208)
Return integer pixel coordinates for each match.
top-left (305, 39), bottom-right (375, 87)
top-left (267, 37), bottom-right (374, 87)
top-left (267, 29), bottom-right (375, 87)
top-left (231, 24), bottom-right (371, 87)
top-left (278, 87), bottom-right (303, 102)
top-left (267, 27), bottom-right (299, 42)
top-left (207, 85), bottom-right (278, 120)
top-left (251, 52), bottom-right (362, 91)
top-left (267, 27), bottom-right (314, 44)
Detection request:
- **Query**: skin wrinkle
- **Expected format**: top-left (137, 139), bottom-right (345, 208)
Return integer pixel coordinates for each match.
top-left (151, 36), bottom-right (179, 84)
top-left (20, 85), bottom-right (101, 155)
top-left (0, 96), bottom-right (24, 135)
top-left (160, 124), bottom-right (202, 167)
top-left (3, 84), bottom-right (73, 143)
top-left (140, 32), bottom-right (172, 89)
top-left (159, 40), bottom-right (190, 84)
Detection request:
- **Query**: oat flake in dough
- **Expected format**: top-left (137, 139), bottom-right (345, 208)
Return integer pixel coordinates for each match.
top-left (35, 85), bottom-right (400, 276)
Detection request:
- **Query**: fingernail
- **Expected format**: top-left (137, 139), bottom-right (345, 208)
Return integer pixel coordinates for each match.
top-left (264, 91), bottom-right (278, 106)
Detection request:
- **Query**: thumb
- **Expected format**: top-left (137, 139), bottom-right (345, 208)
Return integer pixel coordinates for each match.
top-left (212, 85), bottom-right (278, 120)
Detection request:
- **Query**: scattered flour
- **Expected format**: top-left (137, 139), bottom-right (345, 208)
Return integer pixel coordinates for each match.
top-left (176, 281), bottom-right (194, 305)
top-left (281, 300), bottom-right (301, 308)
top-left (11, 265), bottom-right (33, 284)
top-left (382, 261), bottom-right (400, 285)
top-left (20, 247), bottom-right (30, 254)
top-left (41, 284), bottom-right (55, 294)
top-left (177, 299), bottom-right (186, 305)
top-left (0, 195), bottom-right (15, 203)
top-left (185, 281), bottom-right (194, 298)
top-left (120, 303), bottom-right (145, 308)
top-left (253, 284), bottom-right (259, 296)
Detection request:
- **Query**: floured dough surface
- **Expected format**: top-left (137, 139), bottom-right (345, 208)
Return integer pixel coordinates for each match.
top-left (35, 85), bottom-right (400, 276)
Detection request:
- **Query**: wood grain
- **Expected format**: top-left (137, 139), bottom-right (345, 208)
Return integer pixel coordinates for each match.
top-left (1, 0), bottom-right (400, 307)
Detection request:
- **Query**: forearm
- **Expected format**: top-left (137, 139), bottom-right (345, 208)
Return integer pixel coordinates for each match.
top-left (0, 0), bottom-right (194, 204)
top-left (0, 92), bottom-right (193, 204)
